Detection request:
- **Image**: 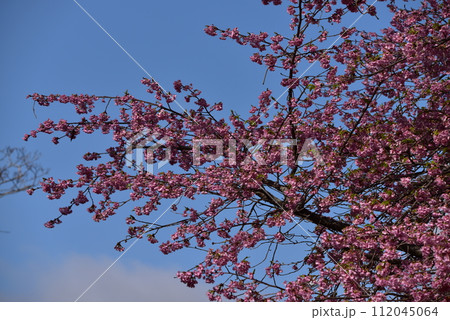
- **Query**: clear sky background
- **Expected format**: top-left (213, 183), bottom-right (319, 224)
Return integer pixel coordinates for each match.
top-left (0, 0), bottom-right (291, 302)
top-left (0, 0), bottom-right (392, 301)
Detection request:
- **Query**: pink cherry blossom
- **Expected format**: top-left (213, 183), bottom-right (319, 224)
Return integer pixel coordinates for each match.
top-left (25, 0), bottom-right (450, 301)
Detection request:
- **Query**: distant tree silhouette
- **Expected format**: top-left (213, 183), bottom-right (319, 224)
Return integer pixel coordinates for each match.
top-left (0, 146), bottom-right (47, 198)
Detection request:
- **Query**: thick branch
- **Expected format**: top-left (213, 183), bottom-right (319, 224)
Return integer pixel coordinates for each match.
top-left (292, 207), bottom-right (349, 232)
top-left (254, 184), bottom-right (423, 259)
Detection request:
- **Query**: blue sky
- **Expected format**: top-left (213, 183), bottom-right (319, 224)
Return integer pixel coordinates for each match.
top-left (0, 0), bottom-right (290, 302)
top-left (0, 0), bottom-right (393, 301)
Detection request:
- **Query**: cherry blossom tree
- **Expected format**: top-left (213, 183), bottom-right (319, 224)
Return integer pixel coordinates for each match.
top-left (25, 0), bottom-right (449, 301)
